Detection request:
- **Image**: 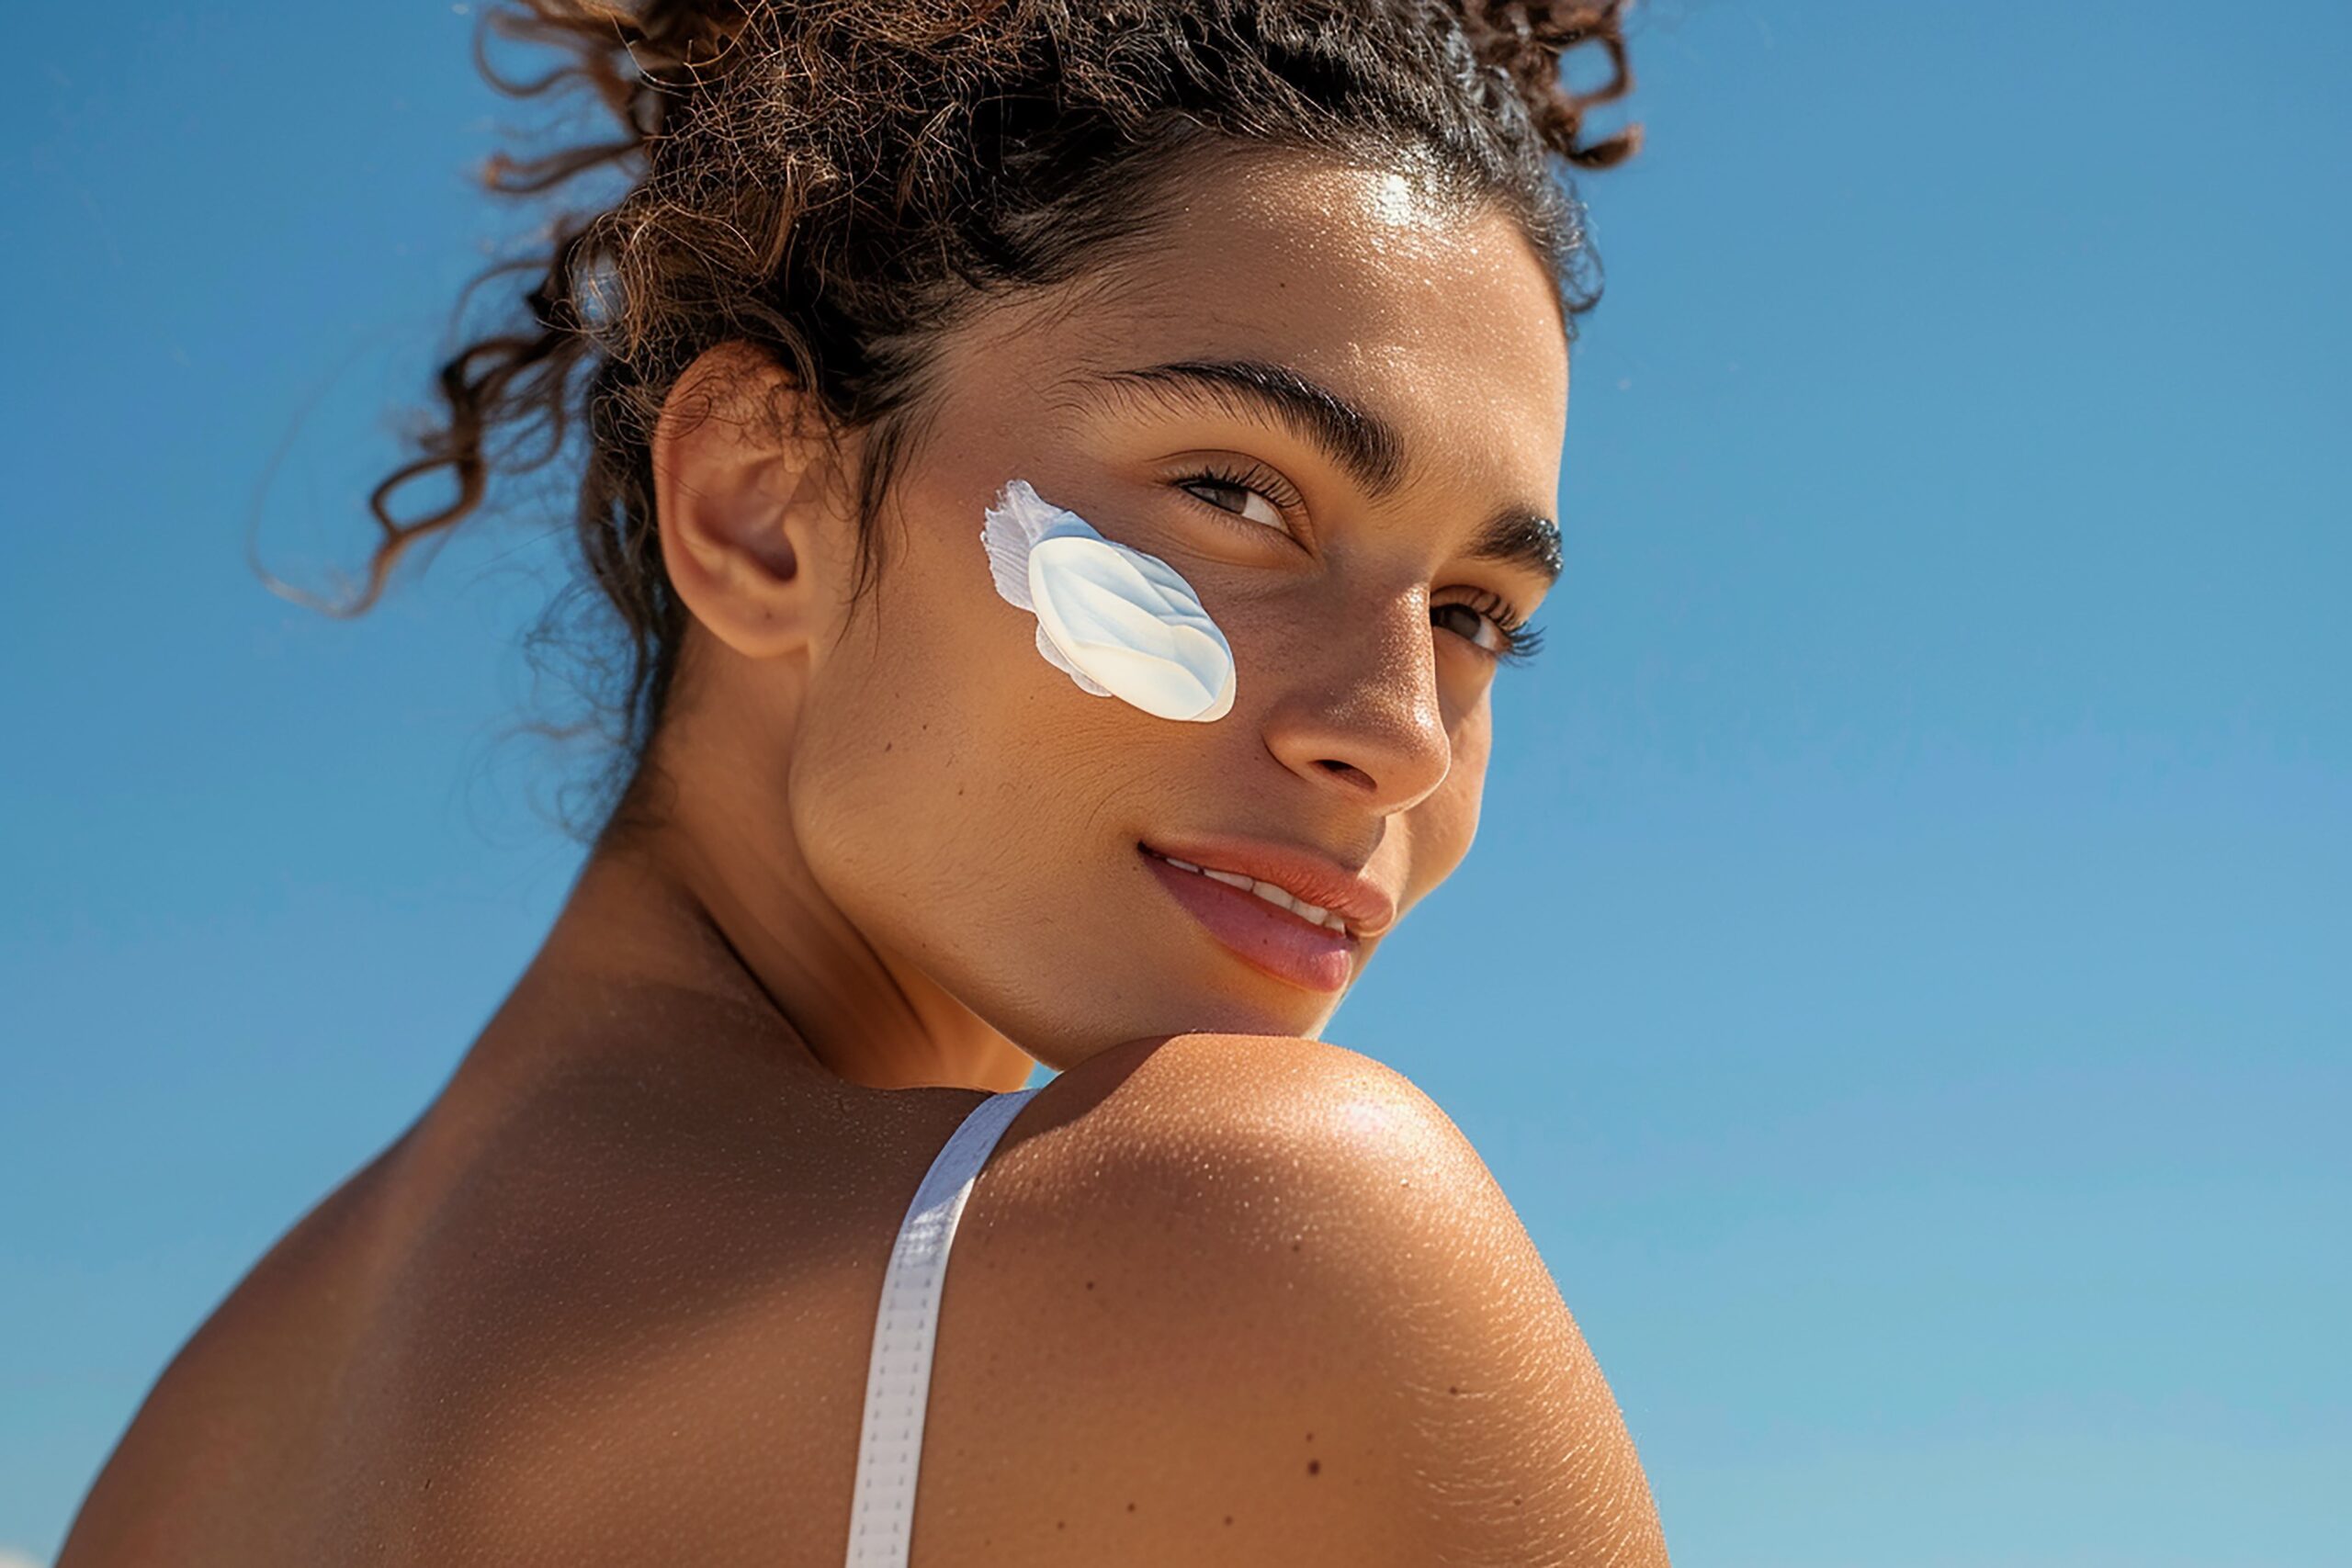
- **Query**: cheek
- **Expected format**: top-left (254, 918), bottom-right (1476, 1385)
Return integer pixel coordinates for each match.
top-left (786, 556), bottom-right (1002, 904)
top-left (1408, 710), bottom-right (1491, 891)
top-left (783, 507), bottom-right (1140, 941)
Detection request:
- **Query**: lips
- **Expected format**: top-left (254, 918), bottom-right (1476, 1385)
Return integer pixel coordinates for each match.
top-left (1136, 833), bottom-right (1397, 939)
top-left (1138, 848), bottom-right (1358, 994)
top-left (1133, 832), bottom-right (1398, 994)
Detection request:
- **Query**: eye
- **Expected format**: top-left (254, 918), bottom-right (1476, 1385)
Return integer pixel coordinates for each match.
top-left (1170, 465), bottom-right (1546, 668)
top-left (1433, 593), bottom-right (1546, 666)
top-left (1170, 462), bottom-right (1298, 535)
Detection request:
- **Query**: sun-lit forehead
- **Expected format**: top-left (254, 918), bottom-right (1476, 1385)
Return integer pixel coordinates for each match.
top-left (1370, 168), bottom-right (1414, 224)
top-left (1089, 151), bottom-right (1570, 467)
top-left (931, 147), bottom-right (1571, 515)
top-left (1365, 165), bottom-right (1440, 229)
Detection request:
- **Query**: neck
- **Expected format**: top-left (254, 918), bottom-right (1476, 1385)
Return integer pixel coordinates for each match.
top-left (526, 804), bottom-right (1037, 1096)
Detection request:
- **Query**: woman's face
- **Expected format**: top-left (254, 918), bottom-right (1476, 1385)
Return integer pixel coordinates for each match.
top-left (670, 150), bottom-right (1569, 1072)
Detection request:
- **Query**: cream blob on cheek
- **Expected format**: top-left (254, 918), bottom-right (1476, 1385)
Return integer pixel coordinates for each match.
top-left (978, 478), bottom-right (1238, 723)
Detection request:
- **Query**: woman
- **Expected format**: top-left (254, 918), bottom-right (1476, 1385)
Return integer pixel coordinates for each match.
top-left (61, 1), bottom-right (1666, 1562)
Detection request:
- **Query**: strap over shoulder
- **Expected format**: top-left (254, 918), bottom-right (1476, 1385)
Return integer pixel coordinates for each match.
top-left (842, 1088), bottom-right (1042, 1567)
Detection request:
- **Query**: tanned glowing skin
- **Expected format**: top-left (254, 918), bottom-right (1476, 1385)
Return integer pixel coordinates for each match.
top-left (56, 146), bottom-right (1666, 1568)
top-left (615, 148), bottom-right (1571, 1083)
top-left (588, 150), bottom-right (1571, 1090)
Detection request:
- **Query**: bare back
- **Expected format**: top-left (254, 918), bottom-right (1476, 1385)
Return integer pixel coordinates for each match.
top-left (59, 1006), bottom-right (1666, 1566)
top-left (59, 1005), bottom-right (1037, 1564)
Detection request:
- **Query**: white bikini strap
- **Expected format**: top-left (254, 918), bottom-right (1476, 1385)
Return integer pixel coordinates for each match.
top-left (842, 1086), bottom-right (1043, 1566)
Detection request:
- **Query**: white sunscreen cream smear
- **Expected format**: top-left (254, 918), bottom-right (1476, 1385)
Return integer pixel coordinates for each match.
top-left (979, 478), bottom-right (1238, 722)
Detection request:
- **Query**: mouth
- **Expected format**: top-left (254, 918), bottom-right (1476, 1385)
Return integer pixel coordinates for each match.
top-left (1136, 843), bottom-right (1363, 996)
top-left (1138, 842), bottom-right (1363, 939)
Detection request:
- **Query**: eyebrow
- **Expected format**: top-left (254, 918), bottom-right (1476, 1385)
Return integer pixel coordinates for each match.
top-left (1075, 356), bottom-right (1563, 589)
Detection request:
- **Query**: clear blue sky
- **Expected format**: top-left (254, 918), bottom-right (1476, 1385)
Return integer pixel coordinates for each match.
top-left (3, 3), bottom-right (2345, 1562)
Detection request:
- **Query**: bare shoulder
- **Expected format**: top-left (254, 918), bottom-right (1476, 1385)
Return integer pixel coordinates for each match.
top-left (211, 1032), bottom-right (1668, 1566)
top-left (926, 1032), bottom-right (1671, 1567)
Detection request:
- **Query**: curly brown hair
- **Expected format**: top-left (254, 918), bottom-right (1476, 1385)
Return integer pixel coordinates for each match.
top-left (306, 0), bottom-right (1639, 842)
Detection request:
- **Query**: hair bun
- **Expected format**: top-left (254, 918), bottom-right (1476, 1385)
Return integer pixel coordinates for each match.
top-left (1448, 0), bottom-right (1640, 167)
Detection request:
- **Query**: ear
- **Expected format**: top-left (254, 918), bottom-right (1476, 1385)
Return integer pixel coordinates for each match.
top-left (651, 339), bottom-right (853, 661)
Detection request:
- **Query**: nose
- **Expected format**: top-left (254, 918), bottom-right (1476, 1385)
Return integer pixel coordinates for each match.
top-left (1259, 590), bottom-right (1455, 816)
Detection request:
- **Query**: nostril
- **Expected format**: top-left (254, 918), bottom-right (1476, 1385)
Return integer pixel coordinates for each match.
top-left (1316, 758), bottom-right (1377, 791)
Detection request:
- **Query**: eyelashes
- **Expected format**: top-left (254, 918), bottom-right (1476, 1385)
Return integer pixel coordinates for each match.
top-left (1172, 464), bottom-right (1296, 533)
top-left (1167, 461), bottom-right (1547, 666)
top-left (1437, 592), bottom-right (1547, 666)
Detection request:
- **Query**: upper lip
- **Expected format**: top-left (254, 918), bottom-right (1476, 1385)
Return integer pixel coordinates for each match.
top-left (1138, 832), bottom-right (1398, 940)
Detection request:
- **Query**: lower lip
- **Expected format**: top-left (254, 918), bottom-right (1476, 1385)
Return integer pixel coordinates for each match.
top-left (1138, 847), bottom-right (1358, 995)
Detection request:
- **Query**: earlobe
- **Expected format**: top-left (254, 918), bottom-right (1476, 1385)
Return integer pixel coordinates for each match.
top-left (651, 341), bottom-right (839, 661)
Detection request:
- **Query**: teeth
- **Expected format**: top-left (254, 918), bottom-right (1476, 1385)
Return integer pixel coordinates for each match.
top-left (1150, 850), bottom-right (1352, 935)
top-left (1250, 878), bottom-right (1295, 909)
